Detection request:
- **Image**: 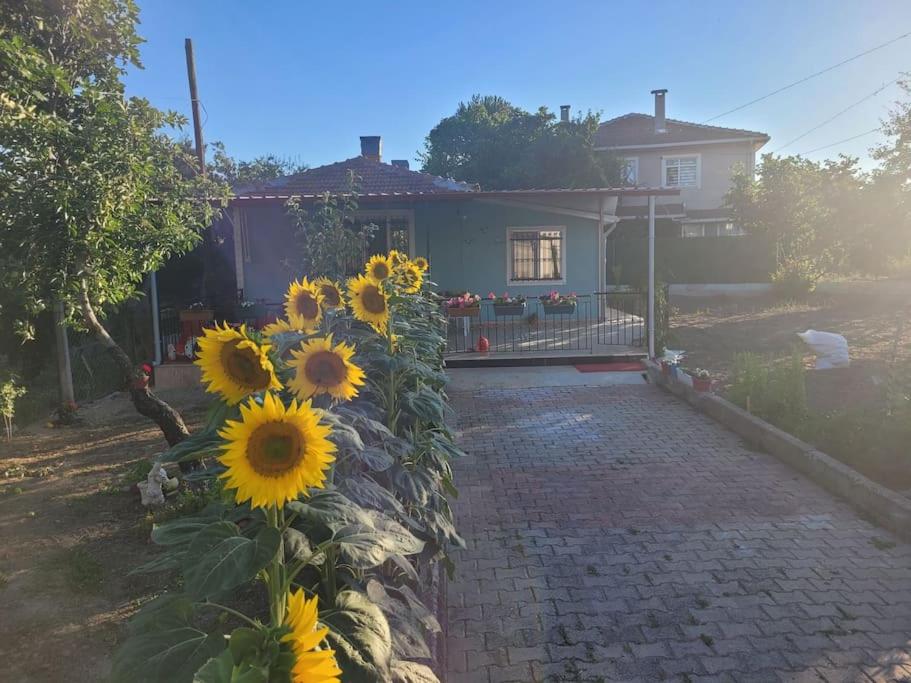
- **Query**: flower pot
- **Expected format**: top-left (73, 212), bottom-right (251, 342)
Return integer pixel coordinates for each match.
top-left (541, 303), bottom-right (576, 315)
top-left (493, 303), bottom-right (526, 317)
top-left (661, 360), bottom-right (671, 377)
top-left (447, 306), bottom-right (479, 318)
top-left (179, 309), bottom-right (214, 323)
top-left (692, 376), bottom-right (713, 392)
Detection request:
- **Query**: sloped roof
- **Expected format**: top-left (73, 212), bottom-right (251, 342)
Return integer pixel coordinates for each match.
top-left (595, 113), bottom-right (769, 149)
top-left (233, 156), bottom-right (478, 199)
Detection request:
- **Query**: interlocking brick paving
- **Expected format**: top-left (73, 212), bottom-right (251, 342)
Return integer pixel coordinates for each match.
top-left (445, 384), bottom-right (911, 683)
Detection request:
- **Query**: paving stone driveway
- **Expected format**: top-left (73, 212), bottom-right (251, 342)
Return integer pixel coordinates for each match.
top-left (445, 383), bottom-right (911, 683)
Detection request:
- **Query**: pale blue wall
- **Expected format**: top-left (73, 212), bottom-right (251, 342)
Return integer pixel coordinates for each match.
top-left (238, 198), bottom-right (601, 301)
top-left (415, 200), bottom-right (600, 297)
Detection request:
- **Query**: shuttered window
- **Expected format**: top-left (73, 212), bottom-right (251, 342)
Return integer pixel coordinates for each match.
top-left (663, 155), bottom-right (700, 188)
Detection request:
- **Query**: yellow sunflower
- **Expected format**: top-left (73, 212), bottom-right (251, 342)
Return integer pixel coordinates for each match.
top-left (314, 278), bottom-right (345, 310)
top-left (413, 255), bottom-right (429, 271)
top-left (396, 260), bottom-right (424, 294)
top-left (347, 274), bottom-right (390, 333)
top-left (262, 318), bottom-right (299, 339)
top-left (365, 254), bottom-right (393, 282)
top-left (387, 249), bottom-right (408, 266)
top-left (218, 392), bottom-right (336, 509)
top-left (195, 323), bottom-right (281, 404)
top-left (287, 335), bottom-right (365, 402)
top-left (284, 278), bottom-right (324, 332)
top-left (283, 590), bottom-right (341, 683)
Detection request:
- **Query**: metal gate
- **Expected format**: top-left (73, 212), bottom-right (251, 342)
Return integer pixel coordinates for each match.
top-left (594, 289), bottom-right (648, 347)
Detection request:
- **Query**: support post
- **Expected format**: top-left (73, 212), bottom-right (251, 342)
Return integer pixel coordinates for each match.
top-left (150, 271), bottom-right (162, 366)
top-left (647, 194), bottom-right (656, 359)
top-left (53, 301), bottom-right (75, 407)
top-left (184, 38), bottom-right (205, 176)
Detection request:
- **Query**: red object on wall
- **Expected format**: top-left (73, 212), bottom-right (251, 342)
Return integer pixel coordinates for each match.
top-left (477, 336), bottom-right (490, 352)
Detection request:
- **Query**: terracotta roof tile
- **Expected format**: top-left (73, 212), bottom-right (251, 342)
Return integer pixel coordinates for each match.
top-left (233, 156), bottom-right (478, 198)
top-left (595, 113), bottom-right (769, 148)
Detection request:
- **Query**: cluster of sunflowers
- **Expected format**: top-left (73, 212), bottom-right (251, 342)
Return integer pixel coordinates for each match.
top-left (129, 251), bottom-right (432, 683)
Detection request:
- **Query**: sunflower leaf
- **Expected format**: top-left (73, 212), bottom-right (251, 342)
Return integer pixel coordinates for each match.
top-left (184, 524), bottom-right (280, 600)
top-left (391, 660), bottom-right (440, 683)
top-left (322, 591), bottom-right (392, 682)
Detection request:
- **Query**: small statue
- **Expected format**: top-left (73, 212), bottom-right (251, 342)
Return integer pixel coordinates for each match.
top-left (138, 463), bottom-right (177, 507)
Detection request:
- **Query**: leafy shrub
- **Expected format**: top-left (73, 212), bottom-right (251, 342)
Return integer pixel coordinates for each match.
top-left (729, 349), bottom-right (807, 433)
top-left (771, 257), bottom-right (820, 299)
top-left (0, 375), bottom-right (26, 440)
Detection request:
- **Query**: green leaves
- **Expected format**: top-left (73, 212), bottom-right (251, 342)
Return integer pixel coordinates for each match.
top-left (323, 591), bottom-right (393, 683)
top-left (183, 523), bottom-right (281, 599)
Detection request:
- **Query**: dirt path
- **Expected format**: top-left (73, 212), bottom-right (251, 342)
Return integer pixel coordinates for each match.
top-left (0, 391), bottom-right (208, 682)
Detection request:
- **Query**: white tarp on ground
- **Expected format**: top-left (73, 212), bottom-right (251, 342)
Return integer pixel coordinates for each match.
top-left (798, 329), bottom-right (850, 369)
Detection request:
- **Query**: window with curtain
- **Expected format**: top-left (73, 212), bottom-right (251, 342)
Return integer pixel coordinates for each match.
top-left (508, 228), bottom-right (565, 282)
top-left (663, 155), bottom-right (699, 187)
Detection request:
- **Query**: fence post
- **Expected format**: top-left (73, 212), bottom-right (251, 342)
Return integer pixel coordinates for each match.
top-left (647, 195), bottom-right (656, 359)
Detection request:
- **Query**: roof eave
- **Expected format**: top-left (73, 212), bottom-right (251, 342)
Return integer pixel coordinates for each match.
top-left (596, 135), bottom-right (770, 152)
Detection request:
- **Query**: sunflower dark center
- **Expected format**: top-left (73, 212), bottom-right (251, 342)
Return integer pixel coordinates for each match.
top-left (221, 340), bottom-right (272, 390)
top-left (295, 292), bottom-right (320, 319)
top-left (320, 285), bottom-right (341, 307)
top-left (247, 422), bottom-right (304, 477)
top-left (304, 350), bottom-right (346, 387)
top-left (371, 262), bottom-right (390, 280)
top-left (361, 286), bottom-right (386, 314)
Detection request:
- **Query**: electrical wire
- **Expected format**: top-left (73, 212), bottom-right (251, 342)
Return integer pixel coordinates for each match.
top-left (772, 77), bottom-right (900, 152)
top-left (797, 127), bottom-right (881, 155)
top-left (703, 30), bottom-right (911, 123)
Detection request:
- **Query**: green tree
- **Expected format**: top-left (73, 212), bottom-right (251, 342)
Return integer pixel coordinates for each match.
top-left (420, 94), bottom-right (620, 189)
top-left (209, 140), bottom-right (307, 187)
top-left (0, 0), bottom-right (226, 444)
top-left (725, 154), bottom-right (866, 293)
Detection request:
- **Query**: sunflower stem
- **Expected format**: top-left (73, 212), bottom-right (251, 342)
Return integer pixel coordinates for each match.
top-left (201, 601), bottom-right (260, 628)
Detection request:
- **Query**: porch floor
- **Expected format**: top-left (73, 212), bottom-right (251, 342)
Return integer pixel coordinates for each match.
top-left (444, 343), bottom-right (645, 367)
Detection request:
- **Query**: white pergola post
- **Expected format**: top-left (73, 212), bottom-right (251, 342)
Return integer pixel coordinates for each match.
top-left (647, 194), bottom-right (656, 359)
top-left (150, 270), bottom-right (162, 366)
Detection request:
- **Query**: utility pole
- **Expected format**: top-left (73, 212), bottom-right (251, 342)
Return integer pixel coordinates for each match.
top-left (184, 38), bottom-right (205, 176)
top-left (53, 301), bottom-right (75, 408)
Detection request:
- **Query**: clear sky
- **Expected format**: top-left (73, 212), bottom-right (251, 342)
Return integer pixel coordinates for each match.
top-left (124, 0), bottom-right (911, 170)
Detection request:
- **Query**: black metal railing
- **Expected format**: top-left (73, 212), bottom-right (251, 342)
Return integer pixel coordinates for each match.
top-left (445, 296), bottom-right (593, 354)
top-left (594, 289), bottom-right (648, 347)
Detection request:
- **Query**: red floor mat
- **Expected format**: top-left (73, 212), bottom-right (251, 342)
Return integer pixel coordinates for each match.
top-left (574, 361), bottom-right (645, 373)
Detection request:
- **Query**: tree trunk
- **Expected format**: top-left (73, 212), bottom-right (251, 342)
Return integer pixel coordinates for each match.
top-left (78, 281), bottom-right (190, 447)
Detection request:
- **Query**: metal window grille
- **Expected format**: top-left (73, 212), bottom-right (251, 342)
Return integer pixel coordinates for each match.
top-left (510, 230), bottom-right (563, 281)
top-left (664, 156), bottom-right (698, 187)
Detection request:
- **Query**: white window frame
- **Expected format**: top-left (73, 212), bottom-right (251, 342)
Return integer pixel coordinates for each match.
top-left (354, 209), bottom-right (415, 257)
top-left (621, 156), bottom-right (639, 185)
top-left (680, 220), bottom-right (746, 238)
top-left (506, 226), bottom-right (567, 286)
top-left (662, 154), bottom-right (701, 189)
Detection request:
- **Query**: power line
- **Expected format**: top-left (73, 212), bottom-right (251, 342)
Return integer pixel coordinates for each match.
top-left (704, 30), bottom-right (911, 123)
top-left (798, 127), bottom-right (881, 155)
top-left (773, 76), bottom-right (900, 152)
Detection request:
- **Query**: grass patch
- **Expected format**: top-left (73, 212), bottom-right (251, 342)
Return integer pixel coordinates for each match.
top-left (870, 536), bottom-right (897, 551)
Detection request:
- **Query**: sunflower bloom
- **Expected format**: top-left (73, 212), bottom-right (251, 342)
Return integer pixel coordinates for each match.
top-left (396, 260), bottom-right (424, 294)
top-left (365, 254), bottom-right (393, 282)
top-left (195, 324), bottom-right (281, 404)
top-left (387, 249), bottom-right (408, 266)
top-left (282, 590), bottom-right (341, 683)
top-left (262, 318), bottom-right (300, 339)
top-left (347, 274), bottom-right (390, 333)
top-left (287, 335), bottom-right (365, 402)
top-left (413, 256), bottom-right (429, 271)
top-left (284, 278), bottom-right (324, 332)
top-left (218, 392), bottom-right (336, 509)
top-left (314, 278), bottom-right (345, 310)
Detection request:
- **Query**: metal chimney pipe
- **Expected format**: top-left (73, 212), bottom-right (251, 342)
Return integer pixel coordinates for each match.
top-left (651, 89), bottom-right (667, 133)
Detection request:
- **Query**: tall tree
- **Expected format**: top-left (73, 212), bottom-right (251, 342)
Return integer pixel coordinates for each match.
top-left (209, 140), bottom-right (307, 187)
top-left (0, 0), bottom-right (226, 444)
top-left (420, 94), bottom-right (620, 190)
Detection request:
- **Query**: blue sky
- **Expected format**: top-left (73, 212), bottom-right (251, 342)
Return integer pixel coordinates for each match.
top-left (125, 1), bottom-right (911, 170)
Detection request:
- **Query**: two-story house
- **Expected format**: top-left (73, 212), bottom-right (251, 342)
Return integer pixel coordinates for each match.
top-left (597, 90), bottom-right (774, 285)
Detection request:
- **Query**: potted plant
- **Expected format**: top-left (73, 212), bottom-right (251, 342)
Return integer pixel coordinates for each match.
top-left (540, 291), bottom-right (577, 315)
top-left (688, 368), bottom-right (713, 392)
top-left (445, 292), bottom-right (481, 318)
top-left (660, 359), bottom-right (672, 377)
top-left (179, 301), bottom-right (214, 323)
top-left (489, 291), bottom-right (526, 316)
